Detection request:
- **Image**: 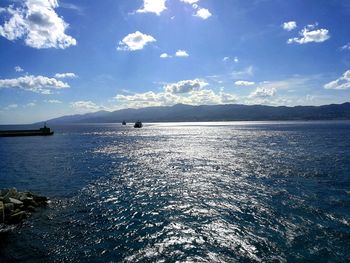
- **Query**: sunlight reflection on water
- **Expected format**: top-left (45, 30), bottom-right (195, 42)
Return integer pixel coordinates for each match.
top-left (1, 122), bottom-right (350, 262)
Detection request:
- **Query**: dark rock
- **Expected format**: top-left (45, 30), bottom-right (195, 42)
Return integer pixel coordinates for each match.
top-left (8, 211), bottom-right (27, 224)
top-left (2, 196), bottom-right (10, 204)
top-left (0, 201), bottom-right (4, 223)
top-left (9, 198), bottom-right (23, 206)
top-left (23, 197), bottom-right (39, 207)
top-left (27, 206), bottom-right (36, 212)
top-left (4, 188), bottom-right (17, 199)
top-left (33, 195), bottom-right (48, 204)
top-left (0, 188), bottom-right (48, 226)
top-left (4, 203), bottom-right (14, 213)
top-left (0, 189), bottom-right (9, 197)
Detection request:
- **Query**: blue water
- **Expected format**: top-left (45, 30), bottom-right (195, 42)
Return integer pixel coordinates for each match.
top-left (1, 121), bottom-right (350, 262)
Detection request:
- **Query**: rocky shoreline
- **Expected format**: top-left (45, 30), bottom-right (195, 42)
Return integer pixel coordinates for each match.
top-left (0, 188), bottom-right (48, 231)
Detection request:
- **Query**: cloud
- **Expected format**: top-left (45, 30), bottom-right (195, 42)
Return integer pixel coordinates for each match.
top-left (114, 78), bottom-right (238, 108)
top-left (137, 0), bottom-right (167, 15)
top-left (194, 8), bottom-right (212, 19)
top-left (341, 43), bottom-right (350, 50)
top-left (175, 49), bottom-right (189, 57)
top-left (287, 24), bottom-right (330, 44)
top-left (6, 104), bottom-right (18, 109)
top-left (0, 0), bottom-right (77, 49)
top-left (115, 89), bottom-right (238, 108)
top-left (46, 99), bottom-right (62, 103)
top-left (160, 53), bottom-right (171, 58)
top-left (223, 56), bottom-right (239, 63)
top-left (249, 87), bottom-right (276, 98)
top-left (26, 102), bottom-right (36, 107)
top-left (231, 66), bottom-right (254, 79)
top-left (164, 79), bottom-right (208, 94)
top-left (180, 0), bottom-right (199, 4)
top-left (14, 66), bottom-right (24, 72)
top-left (117, 31), bottom-right (156, 51)
top-left (282, 21), bottom-right (297, 31)
top-left (235, 80), bottom-right (255, 86)
top-left (70, 100), bottom-right (101, 111)
top-left (324, 70), bottom-right (350, 90)
top-left (54, 72), bottom-right (77, 79)
top-left (0, 75), bottom-right (69, 94)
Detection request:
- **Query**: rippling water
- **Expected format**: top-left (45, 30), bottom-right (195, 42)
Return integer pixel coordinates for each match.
top-left (1, 122), bottom-right (350, 262)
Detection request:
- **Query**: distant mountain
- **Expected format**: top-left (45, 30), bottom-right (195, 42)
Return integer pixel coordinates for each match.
top-left (44, 102), bottom-right (350, 124)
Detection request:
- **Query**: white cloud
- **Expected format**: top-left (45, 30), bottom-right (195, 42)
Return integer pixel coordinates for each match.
top-left (194, 8), bottom-right (212, 19)
top-left (114, 78), bottom-right (238, 108)
top-left (0, 75), bottom-right (69, 94)
top-left (137, 0), bottom-right (167, 15)
top-left (70, 100), bottom-right (100, 111)
top-left (282, 21), bottom-right (297, 31)
top-left (231, 66), bottom-right (254, 79)
top-left (180, 0), bottom-right (199, 4)
top-left (54, 72), bottom-right (77, 79)
top-left (341, 43), bottom-right (350, 50)
top-left (26, 102), bottom-right (36, 107)
top-left (7, 104), bottom-right (18, 109)
top-left (223, 56), bottom-right (239, 63)
top-left (249, 87), bottom-right (276, 98)
top-left (160, 53), bottom-right (171, 58)
top-left (117, 31), bottom-right (156, 51)
top-left (46, 99), bottom-right (62, 103)
top-left (235, 80), bottom-right (255, 86)
top-left (287, 24), bottom-right (330, 44)
top-left (115, 89), bottom-right (238, 108)
top-left (175, 49), bottom-right (189, 57)
top-left (164, 79), bottom-right (208, 94)
top-left (0, 0), bottom-right (77, 49)
top-left (324, 70), bottom-right (350, 90)
top-left (14, 66), bottom-right (24, 72)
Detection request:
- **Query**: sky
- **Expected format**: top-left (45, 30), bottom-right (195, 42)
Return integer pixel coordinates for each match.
top-left (0, 0), bottom-right (350, 124)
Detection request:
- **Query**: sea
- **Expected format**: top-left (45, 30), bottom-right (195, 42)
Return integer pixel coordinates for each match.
top-left (0, 121), bottom-right (350, 262)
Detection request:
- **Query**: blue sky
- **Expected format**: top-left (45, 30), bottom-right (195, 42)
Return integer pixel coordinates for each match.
top-left (1, 0), bottom-right (350, 124)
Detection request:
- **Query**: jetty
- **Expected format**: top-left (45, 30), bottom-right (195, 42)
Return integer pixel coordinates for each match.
top-left (0, 124), bottom-right (54, 137)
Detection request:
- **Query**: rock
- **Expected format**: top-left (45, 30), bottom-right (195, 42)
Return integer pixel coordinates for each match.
top-left (23, 197), bottom-right (38, 208)
top-left (0, 188), bottom-right (48, 226)
top-left (4, 203), bottom-right (14, 213)
top-left (26, 206), bottom-right (36, 212)
top-left (8, 211), bottom-right (27, 224)
top-left (9, 198), bottom-right (23, 206)
top-left (3, 188), bottom-right (17, 199)
top-left (33, 195), bottom-right (48, 204)
top-left (2, 197), bottom-right (10, 204)
top-left (0, 202), bottom-right (4, 223)
top-left (0, 189), bottom-right (9, 197)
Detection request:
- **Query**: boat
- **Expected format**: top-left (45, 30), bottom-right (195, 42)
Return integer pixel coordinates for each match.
top-left (0, 124), bottom-right (54, 137)
top-left (122, 120), bottom-right (126, 125)
top-left (134, 120), bottom-right (143, 128)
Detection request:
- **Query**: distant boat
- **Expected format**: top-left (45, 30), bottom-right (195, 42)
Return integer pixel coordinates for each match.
top-left (122, 120), bottom-right (126, 125)
top-left (134, 120), bottom-right (143, 128)
top-left (0, 124), bottom-right (54, 137)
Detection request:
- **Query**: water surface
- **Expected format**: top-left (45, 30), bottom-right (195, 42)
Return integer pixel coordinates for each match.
top-left (0, 121), bottom-right (350, 262)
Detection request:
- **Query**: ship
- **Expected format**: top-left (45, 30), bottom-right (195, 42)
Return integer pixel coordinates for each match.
top-left (0, 124), bottom-right (54, 137)
top-left (134, 120), bottom-right (143, 128)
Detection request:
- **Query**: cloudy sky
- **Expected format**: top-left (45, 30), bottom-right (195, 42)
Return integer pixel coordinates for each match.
top-left (1, 0), bottom-right (350, 124)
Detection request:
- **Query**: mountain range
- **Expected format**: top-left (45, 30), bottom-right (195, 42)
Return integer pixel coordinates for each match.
top-left (45, 102), bottom-right (350, 124)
